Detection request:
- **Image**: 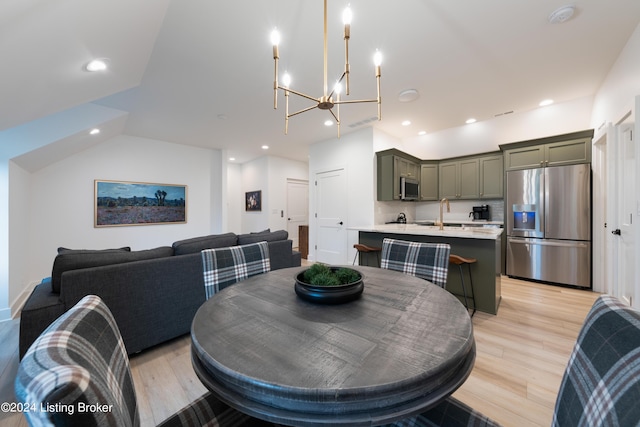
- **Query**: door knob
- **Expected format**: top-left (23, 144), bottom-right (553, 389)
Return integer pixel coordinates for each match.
top-left (338, 221), bottom-right (344, 225)
top-left (612, 229), bottom-right (621, 235)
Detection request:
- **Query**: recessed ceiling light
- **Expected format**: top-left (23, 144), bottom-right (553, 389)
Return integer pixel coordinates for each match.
top-left (465, 118), bottom-right (477, 124)
top-left (324, 120), bottom-right (334, 127)
top-left (229, 157), bottom-right (236, 161)
top-left (539, 99), bottom-right (554, 107)
top-left (261, 145), bottom-right (269, 150)
top-left (89, 128), bottom-right (100, 135)
top-left (84, 59), bottom-right (108, 72)
top-left (398, 89), bottom-right (420, 103)
top-left (402, 120), bottom-right (411, 126)
top-left (418, 131), bottom-right (426, 136)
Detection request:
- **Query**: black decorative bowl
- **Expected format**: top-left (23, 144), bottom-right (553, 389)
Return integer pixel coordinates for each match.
top-left (294, 267), bottom-right (364, 304)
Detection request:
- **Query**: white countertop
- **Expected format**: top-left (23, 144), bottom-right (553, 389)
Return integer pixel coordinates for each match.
top-left (414, 219), bottom-right (504, 226)
top-left (350, 223), bottom-right (503, 240)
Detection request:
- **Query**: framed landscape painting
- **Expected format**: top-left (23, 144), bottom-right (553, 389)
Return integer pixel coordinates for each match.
top-left (95, 180), bottom-right (187, 227)
top-left (245, 190), bottom-right (261, 211)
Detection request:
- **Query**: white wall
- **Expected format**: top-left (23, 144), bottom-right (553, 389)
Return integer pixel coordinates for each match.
top-left (8, 162), bottom-right (31, 317)
top-left (0, 163), bottom-right (8, 320)
top-left (403, 96), bottom-right (593, 160)
top-left (266, 156), bottom-right (308, 232)
top-left (591, 23), bottom-right (640, 129)
top-left (240, 156), bottom-right (308, 234)
top-left (18, 135), bottom-right (222, 306)
top-left (226, 162), bottom-right (243, 234)
top-left (588, 23), bottom-right (640, 299)
top-left (309, 128), bottom-right (376, 263)
top-left (242, 157), bottom-right (270, 232)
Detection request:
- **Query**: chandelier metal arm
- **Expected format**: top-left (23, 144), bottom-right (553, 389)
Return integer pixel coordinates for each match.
top-left (334, 98), bottom-right (378, 105)
top-left (278, 86), bottom-right (319, 103)
top-left (271, 0), bottom-right (381, 136)
top-left (287, 104), bottom-right (319, 118)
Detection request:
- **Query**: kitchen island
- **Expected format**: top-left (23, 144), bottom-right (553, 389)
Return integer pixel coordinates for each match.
top-left (351, 224), bottom-right (502, 314)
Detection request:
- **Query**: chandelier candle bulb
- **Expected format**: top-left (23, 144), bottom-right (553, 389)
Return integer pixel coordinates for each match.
top-left (375, 50), bottom-right (382, 120)
top-left (271, 29), bottom-right (280, 109)
top-left (343, 5), bottom-right (352, 95)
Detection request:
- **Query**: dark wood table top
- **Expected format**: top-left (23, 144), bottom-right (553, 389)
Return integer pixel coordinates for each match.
top-left (191, 266), bottom-right (475, 426)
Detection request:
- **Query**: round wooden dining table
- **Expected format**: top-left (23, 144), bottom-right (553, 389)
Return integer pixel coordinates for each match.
top-left (191, 266), bottom-right (475, 426)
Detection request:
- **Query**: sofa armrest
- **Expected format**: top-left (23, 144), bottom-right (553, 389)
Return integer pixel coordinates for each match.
top-left (59, 253), bottom-right (206, 354)
top-left (267, 240), bottom-right (300, 270)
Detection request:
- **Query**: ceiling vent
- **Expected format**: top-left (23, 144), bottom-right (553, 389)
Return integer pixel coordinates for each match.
top-left (348, 116), bottom-right (378, 128)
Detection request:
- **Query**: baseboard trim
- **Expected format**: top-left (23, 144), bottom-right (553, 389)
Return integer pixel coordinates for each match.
top-left (8, 280), bottom-right (39, 320)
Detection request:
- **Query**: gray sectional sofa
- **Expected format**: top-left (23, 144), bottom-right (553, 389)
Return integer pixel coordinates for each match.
top-left (19, 230), bottom-right (301, 359)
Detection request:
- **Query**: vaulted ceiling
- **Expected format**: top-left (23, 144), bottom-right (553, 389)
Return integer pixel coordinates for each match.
top-left (3, 0), bottom-right (640, 168)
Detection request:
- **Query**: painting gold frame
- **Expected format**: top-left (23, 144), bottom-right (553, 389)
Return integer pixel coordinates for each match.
top-left (95, 180), bottom-right (187, 227)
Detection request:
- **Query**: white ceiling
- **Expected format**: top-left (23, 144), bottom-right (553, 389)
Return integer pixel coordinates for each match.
top-left (3, 0), bottom-right (640, 167)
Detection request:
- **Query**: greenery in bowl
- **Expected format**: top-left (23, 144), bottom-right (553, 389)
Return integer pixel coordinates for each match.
top-left (302, 264), bottom-right (361, 287)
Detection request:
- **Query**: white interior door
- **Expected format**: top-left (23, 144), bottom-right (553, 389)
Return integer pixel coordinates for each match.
top-left (286, 179), bottom-right (309, 248)
top-left (592, 125), bottom-right (613, 294)
top-left (615, 122), bottom-right (636, 306)
top-left (315, 168), bottom-right (347, 264)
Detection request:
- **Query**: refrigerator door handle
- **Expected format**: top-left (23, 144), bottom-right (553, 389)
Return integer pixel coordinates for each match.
top-left (508, 238), bottom-right (589, 248)
top-left (540, 169), bottom-right (545, 235)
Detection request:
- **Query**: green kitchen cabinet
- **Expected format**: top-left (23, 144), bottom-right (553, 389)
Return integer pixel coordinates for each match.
top-left (420, 162), bottom-right (439, 201)
top-left (479, 155), bottom-right (504, 198)
top-left (376, 149), bottom-right (421, 201)
top-left (502, 130), bottom-right (593, 171)
top-left (439, 158), bottom-right (479, 199)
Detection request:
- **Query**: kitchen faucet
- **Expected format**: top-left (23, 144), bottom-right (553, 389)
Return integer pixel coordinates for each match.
top-left (438, 198), bottom-right (450, 230)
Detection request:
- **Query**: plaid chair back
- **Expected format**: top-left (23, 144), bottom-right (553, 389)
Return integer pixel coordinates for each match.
top-left (201, 241), bottom-right (270, 299)
top-left (553, 295), bottom-right (640, 426)
top-left (15, 295), bottom-right (138, 427)
top-left (380, 238), bottom-right (451, 288)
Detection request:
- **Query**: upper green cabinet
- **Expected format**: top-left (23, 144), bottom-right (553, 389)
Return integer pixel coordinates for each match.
top-left (439, 158), bottom-right (479, 199)
top-left (420, 162), bottom-right (439, 201)
top-left (439, 154), bottom-right (503, 200)
top-left (501, 131), bottom-right (593, 171)
top-left (479, 155), bottom-right (504, 198)
top-left (376, 149), bottom-right (421, 201)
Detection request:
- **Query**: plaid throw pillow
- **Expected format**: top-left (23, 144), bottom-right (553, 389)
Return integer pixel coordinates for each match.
top-left (552, 295), bottom-right (640, 427)
top-left (15, 295), bottom-right (138, 427)
top-left (381, 238), bottom-right (451, 288)
top-left (201, 241), bottom-right (271, 299)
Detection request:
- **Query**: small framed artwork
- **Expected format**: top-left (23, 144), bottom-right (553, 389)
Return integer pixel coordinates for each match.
top-left (95, 180), bottom-right (187, 227)
top-left (245, 190), bottom-right (262, 211)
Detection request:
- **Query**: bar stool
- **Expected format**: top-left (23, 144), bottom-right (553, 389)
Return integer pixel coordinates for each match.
top-left (353, 244), bottom-right (382, 267)
top-left (449, 254), bottom-right (477, 316)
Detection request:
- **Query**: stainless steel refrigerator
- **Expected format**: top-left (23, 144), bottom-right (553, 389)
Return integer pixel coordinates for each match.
top-left (506, 163), bottom-right (591, 288)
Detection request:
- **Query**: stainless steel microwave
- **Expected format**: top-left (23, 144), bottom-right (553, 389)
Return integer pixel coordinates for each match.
top-left (400, 177), bottom-right (419, 200)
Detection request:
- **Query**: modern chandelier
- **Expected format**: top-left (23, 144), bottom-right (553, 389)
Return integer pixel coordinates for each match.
top-left (271, 0), bottom-right (382, 137)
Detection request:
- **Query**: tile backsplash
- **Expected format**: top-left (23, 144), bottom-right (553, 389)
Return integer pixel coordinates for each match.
top-left (375, 199), bottom-right (504, 224)
top-left (415, 199), bottom-right (504, 223)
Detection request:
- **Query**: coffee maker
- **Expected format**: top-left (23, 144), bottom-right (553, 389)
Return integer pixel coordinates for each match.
top-left (470, 205), bottom-right (491, 221)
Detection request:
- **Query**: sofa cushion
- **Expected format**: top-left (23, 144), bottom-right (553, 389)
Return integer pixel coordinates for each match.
top-left (51, 246), bottom-right (174, 293)
top-left (172, 232), bottom-right (238, 256)
top-left (58, 246), bottom-right (130, 254)
top-left (19, 279), bottom-right (66, 359)
top-left (238, 229), bottom-right (288, 245)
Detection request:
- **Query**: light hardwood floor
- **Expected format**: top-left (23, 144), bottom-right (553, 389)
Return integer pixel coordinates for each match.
top-left (0, 276), bottom-right (599, 427)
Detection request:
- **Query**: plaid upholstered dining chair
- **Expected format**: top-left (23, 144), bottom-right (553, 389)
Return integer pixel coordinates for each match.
top-left (15, 295), bottom-right (277, 427)
top-left (380, 238), bottom-right (451, 288)
top-left (201, 241), bottom-right (271, 300)
top-left (386, 294), bottom-right (640, 426)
